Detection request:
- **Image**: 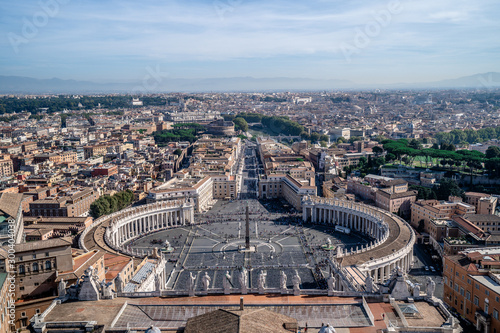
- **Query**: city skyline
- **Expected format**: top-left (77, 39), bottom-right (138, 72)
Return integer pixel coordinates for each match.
top-left (1, 0), bottom-right (499, 86)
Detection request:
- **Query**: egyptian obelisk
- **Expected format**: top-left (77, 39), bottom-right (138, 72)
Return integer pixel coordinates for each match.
top-left (245, 205), bottom-right (250, 249)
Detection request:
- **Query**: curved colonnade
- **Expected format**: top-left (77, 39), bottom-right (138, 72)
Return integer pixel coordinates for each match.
top-left (104, 200), bottom-right (195, 255)
top-left (302, 196), bottom-right (415, 284)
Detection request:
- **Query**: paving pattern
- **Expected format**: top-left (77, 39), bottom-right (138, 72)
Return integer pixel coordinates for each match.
top-left (128, 199), bottom-right (370, 292)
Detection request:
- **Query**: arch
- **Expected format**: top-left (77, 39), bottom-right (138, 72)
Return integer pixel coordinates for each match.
top-left (32, 262), bottom-right (39, 273)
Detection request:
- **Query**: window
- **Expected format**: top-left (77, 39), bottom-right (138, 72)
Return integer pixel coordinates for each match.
top-left (32, 262), bottom-right (39, 272)
top-left (45, 252), bottom-right (49, 257)
top-left (486, 290), bottom-right (490, 296)
top-left (32, 254), bottom-right (36, 259)
top-left (460, 288), bottom-right (464, 296)
top-left (20, 287), bottom-right (24, 291)
top-left (21, 312), bottom-right (26, 317)
top-left (450, 281), bottom-right (453, 288)
top-left (36, 309), bottom-right (40, 314)
top-left (467, 278), bottom-right (471, 284)
top-left (496, 296), bottom-right (499, 302)
top-left (45, 261), bottom-right (51, 270)
top-left (474, 296), bottom-right (479, 306)
top-left (18, 265), bottom-right (25, 274)
top-left (485, 303), bottom-right (489, 314)
top-left (494, 309), bottom-right (499, 320)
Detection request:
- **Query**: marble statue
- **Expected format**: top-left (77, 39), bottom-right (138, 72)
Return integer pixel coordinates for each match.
top-left (326, 238), bottom-right (332, 247)
top-left (413, 283), bottom-right (421, 298)
top-left (202, 272), bottom-right (211, 291)
top-left (280, 271), bottom-right (287, 291)
top-left (365, 274), bottom-right (374, 293)
top-left (155, 274), bottom-right (161, 292)
top-left (258, 270), bottom-right (266, 292)
top-left (101, 281), bottom-right (114, 299)
top-left (115, 273), bottom-right (124, 293)
top-left (292, 271), bottom-right (301, 296)
top-left (58, 278), bottom-right (67, 297)
top-left (426, 277), bottom-right (436, 298)
top-left (188, 272), bottom-right (196, 296)
top-left (223, 271), bottom-right (232, 294)
top-left (239, 267), bottom-right (248, 294)
top-left (327, 274), bottom-right (335, 296)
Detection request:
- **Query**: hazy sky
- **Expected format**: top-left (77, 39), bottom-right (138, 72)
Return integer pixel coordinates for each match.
top-left (1, 0), bottom-right (499, 84)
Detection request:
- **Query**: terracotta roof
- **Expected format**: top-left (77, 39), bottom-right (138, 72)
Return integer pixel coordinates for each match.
top-left (10, 236), bottom-right (72, 253)
top-left (0, 192), bottom-right (24, 218)
top-left (184, 307), bottom-right (298, 333)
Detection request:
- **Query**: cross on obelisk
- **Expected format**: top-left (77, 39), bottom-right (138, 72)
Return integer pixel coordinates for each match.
top-left (245, 205), bottom-right (250, 249)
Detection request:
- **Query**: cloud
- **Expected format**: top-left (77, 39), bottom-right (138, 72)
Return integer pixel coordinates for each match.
top-left (0, 0), bottom-right (499, 82)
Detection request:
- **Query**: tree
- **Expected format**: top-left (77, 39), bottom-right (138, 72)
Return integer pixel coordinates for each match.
top-left (173, 148), bottom-right (182, 156)
top-left (409, 139), bottom-right (422, 150)
top-left (486, 146), bottom-right (500, 159)
top-left (310, 132), bottom-right (320, 143)
top-left (372, 146), bottom-right (384, 155)
top-left (434, 178), bottom-right (464, 200)
top-left (233, 117), bottom-right (248, 132)
top-left (337, 137), bottom-right (346, 144)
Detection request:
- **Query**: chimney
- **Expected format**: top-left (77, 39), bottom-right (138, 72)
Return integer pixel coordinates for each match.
top-left (240, 297), bottom-right (244, 310)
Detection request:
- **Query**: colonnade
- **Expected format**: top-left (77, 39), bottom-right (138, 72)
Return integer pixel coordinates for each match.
top-left (105, 200), bottom-right (195, 251)
top-left (302, 196), bottom-right (415, 285)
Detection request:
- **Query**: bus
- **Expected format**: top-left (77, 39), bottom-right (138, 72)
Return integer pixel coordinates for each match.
top-left (335, 225), bottom-right (351, 234)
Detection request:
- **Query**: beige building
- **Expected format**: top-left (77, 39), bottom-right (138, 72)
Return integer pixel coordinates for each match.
top-left (6, 237), bottom-right (73, 300)
top-left (411, 199), bottom-right (476, 232)
top-left (0, 159), bottom-right (13, 178)
top-left (211, 175), bottom-right (237, 199)
top-left (29, 187), bottom-right (99, 217)
top-left (147, 175), bottom-right (214, 212)
top-left (465, 192), bottom-right (498, 215)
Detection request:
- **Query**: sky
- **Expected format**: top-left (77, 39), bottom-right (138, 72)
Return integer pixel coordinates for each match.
top-left (0, 0), bottom-right (499, 85)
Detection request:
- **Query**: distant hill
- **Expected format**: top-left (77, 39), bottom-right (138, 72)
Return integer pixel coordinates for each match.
top-left (0, 73), bottom-right (499, 94)
top-left (388, 72), bottom-right (500, 89)
top-left (0, 76), bottom-right (354, 94)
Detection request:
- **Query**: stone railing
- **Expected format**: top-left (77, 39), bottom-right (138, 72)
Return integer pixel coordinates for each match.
top-left (358, 216), bottom-right (415, 272)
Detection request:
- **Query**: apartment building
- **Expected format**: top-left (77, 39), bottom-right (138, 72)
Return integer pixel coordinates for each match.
top-left (83, 145), bottom-right (109, 159)
top-left (443, 249), bottom-right (500, 333)
top-left (466, 192), bottom-right (499, 215)
top-left (211, 175), bottom-right (237, 200)
top-left (347, 175), bottom-right (417, 217)
top-left (5, 237), bottom-right (73, 300)
top-left (29, 187), bottom-right (99, 217)
top-left (33, 151), bottom-right (77, 164)
top-left (0, 159), bottom-right (13, 178)
top-left (257, 137), bottom-right (317, 210)
top-left (147, 175), bottom-right (214, 212)
top-left (411, 199), bottom-right (476, 231)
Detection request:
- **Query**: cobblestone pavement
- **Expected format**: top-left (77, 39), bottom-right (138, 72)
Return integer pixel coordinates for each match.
top-left (128, 198), bottom-right (371, 291)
